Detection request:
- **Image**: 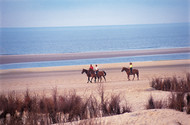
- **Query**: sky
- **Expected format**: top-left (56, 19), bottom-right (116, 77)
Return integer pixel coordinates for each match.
top-left (0, 0), bottom-right (190, 28)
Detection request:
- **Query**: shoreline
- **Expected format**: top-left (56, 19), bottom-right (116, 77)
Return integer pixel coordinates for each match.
top-left (0, 47), bottom-right (190, 64)
top-left (1, 59), bottom-right (190, 74)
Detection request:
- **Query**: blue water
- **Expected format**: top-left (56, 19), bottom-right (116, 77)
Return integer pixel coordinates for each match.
top-left (0, 53), bottom-right (190, 70)
top-left (1, 23), bottom-right (190, 55)
top-left (0, 23), bottom-right (190, 69)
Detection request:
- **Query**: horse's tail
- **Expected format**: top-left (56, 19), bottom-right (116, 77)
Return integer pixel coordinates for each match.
top-left (137, 70), bottom-right (139, 79)
top-left (103, 71), bottom-right (107, 76)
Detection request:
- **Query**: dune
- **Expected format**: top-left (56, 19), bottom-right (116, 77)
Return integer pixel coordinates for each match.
top-left (62, 109), bottom-right (190, 125)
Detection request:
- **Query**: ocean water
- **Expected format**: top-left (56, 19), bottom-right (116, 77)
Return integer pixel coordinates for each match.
top-left (1, 53), bottom-right (190, 70)
top-left (1, 23), bottom-right (190, 55)
top-left (0, 23), bottom-right (190, 69)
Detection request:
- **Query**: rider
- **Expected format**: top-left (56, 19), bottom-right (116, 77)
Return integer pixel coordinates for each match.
top-left (89, 64), bottom-right (94, 73)
top-left (95, 64), bottom-right (99, 76)
top-left (129, 62), bottom-right (133, 74)
top-left (89, 64), bottom-right (94, 70)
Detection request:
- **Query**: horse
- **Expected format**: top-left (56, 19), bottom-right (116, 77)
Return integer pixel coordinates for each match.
top-left (81, 69), bottom-right (97, 83)
top-left (89, 68), bottom-right (107, 82)
top-left (96, 70), bottom-right (107, 82)
top-left (121, 67), bottom-right (139, 80)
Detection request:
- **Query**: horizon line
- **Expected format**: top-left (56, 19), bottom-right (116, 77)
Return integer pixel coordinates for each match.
top-left (1, 22), bottom-right (189, 29)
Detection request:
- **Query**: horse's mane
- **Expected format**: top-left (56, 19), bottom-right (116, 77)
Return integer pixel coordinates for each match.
top-left (82, 68), bottom-right (95, 74)
top-left (82, 69), bottom-right (87, 72)
top-left (89, 68), bottom-right (95, 74)
top-left (123, 67), bottom-right (129, 70)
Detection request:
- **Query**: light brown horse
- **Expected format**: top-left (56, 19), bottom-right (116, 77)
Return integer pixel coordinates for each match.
top-left (89, 69), bottom-right (107, 82)
top-left (96, 70), bottom-right (107, 82)
top-left (81, 69), bottom-right (107, 83)
top-left (121, 67), bottom-right (139, 80)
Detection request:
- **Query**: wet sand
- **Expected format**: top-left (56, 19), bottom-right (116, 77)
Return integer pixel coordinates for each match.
top-left (0, 47), bottom-right (190, 64)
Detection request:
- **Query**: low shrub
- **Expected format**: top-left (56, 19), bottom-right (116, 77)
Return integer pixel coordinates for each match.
top-left (0, 86), bottom-right (131, 124)
top-left (168, 92), bottom-right (185, 112)
top-left (150, 74), bottom-right (190, 114)
top-left (151, 73), bottom-right (190, 93)
top-left (146, 96), bottom-right (164, 109)
top-left (186, 93), bottom-right (190, 114)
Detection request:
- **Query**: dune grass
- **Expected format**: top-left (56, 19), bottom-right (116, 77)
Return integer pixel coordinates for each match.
top-left (0, 85), bottom-right (131, 125)
top-left (146, 95), bottom-right (165, 109)
top-left (149, 73), bottom-right (190, 114)
top-left (151, 73), bottom-right (190, 92)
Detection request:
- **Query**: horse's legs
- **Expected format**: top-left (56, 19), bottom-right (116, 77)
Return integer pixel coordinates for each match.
top-left (87, 77), bottom-right (90, 83)
top-left (133, 74), bottom-right (135, 80)
top-left (137, 73), bottom-right (139, 80)
top-left (128, 74), bottom-right (130, 81)
top-left (136, 73), bottom-right (139, 80)
top-left (98, 76), bottom-right (101, 82)
top-left (100, 76), bottom-right (102, 82)
top-left (90, 77), bottom-right (93, 83)
top-left (94, 77), bottom-right (96, 83)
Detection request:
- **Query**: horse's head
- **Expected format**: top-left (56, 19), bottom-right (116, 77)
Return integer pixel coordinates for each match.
top-left (121, 67), bottom-right (125, 72)
top-left (121, 67), bottom-right (128, 72)
top-left (81, 69), bottom-right (85, 74)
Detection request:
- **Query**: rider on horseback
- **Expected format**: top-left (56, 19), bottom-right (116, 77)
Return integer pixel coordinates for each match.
top-left (95, 64), bottom-right (99, 77)
top-left (89, 64), bottom-right (93, 70)
top-left (129, 62), bottom-right (133, 74)
top-left (89, 64), bottom-right (94, 74)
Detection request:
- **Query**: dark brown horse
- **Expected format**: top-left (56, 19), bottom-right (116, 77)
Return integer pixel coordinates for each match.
top-left (81, 69), bottom-right (97, 83)
top-left (121, 67), bottom-right (139, 80)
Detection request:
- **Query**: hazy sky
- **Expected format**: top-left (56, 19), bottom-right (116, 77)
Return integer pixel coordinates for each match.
top-left (1, 0), bottom-right (189, 27)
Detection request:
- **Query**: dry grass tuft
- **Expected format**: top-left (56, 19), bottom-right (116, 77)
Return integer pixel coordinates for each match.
top-left (168, 92), bottom-right (185, 112)
top-left (0, 85), bottom-right (131, 124)
top-left (150, 73), bottom-right (190, 114)
top-left (151, 76), bottom-right (190, 92)
top-left (146, 95), bottom-right (165, 109)
top-left (186, 93), bottom-right (190, 114)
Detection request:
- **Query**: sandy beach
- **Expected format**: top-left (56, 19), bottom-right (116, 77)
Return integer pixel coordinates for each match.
top-left (0, 59), bottom-right (190, 124)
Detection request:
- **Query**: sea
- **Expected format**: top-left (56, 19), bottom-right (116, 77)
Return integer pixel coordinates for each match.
top-left (0, 23), bottom-right (190, 69)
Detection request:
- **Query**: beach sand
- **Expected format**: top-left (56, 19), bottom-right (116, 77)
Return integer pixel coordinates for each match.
top-left (0, 59), bottom-right (190, 125)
